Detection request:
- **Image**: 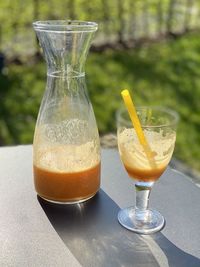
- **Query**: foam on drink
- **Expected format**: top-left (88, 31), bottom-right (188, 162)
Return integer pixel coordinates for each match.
top-left (118, 128), bottom-right (176, 182)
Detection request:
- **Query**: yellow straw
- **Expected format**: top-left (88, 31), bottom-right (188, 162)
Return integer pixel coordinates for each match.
top-left (121, 89), bottom-right (157, 169)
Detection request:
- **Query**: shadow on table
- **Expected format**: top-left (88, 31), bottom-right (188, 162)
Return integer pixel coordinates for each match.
top-left (38, 190), bottom-right (200, 267)
top-left (141, 234), bottom-right (200, 267)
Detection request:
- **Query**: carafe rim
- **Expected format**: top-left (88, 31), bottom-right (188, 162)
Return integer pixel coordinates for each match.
top-left (33, 20), bottom-right (98, 33)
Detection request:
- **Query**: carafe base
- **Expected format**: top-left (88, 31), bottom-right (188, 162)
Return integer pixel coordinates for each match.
top-left (37, 191), bottom-right (98, 205)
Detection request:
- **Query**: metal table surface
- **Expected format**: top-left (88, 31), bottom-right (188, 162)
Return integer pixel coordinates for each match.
top-left (0, 145), bottom-right (200, 267)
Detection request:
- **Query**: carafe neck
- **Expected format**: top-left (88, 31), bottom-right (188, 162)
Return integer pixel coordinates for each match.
top-left (33, 21), bottom-right (98, 76)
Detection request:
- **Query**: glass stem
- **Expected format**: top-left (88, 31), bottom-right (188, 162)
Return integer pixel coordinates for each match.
top-left (135, 182), bottom-right (154, 222)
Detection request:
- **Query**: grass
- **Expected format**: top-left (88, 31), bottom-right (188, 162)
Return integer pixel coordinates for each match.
top-left (0, 33), bottom-right (200, 171)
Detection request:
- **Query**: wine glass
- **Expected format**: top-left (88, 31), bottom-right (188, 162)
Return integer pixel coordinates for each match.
top-left (117, 106), bottom-right (179, 234)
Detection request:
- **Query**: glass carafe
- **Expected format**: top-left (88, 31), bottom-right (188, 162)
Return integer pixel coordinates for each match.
top-left (32, 21), bottom-right (100, 204)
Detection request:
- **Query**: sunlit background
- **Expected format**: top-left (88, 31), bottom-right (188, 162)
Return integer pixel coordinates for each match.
top-left (0, 0), bottom-right (200, 174)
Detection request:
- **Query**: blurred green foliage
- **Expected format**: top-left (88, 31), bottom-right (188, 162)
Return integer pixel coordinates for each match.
top-left (0, 33), bottom-right (200, 172)
top-left (87, 34), bottom-right (200, 171)
top-left (0, 0), bottom-right (200, 57)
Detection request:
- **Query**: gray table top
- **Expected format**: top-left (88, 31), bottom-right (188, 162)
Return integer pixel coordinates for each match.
top-left (0, 145), bottom-right (200, 267)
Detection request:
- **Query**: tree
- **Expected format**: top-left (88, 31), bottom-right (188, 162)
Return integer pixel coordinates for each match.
top-left (128, 0), bottom-right (137, 40)
top-left (142, 0), bottom-right (150, 37)
top-left (33, 0), bottom-right (40, 53)
top-left (101, 0), bottom-right (110, 35)
top-left (117, 0), bottom-right (125, 44)
top-left (67, 0), bottom-right (76, 20)
top-left (167, 0), bottom-right (176, 34)
top-left (157, 0), bottom-right (164, 35)
top-left (183, 0), bottom-right (194, 32)
top-left (33, 0), bottom-right (39, 20)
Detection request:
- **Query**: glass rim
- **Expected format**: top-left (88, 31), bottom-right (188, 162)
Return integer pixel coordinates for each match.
top-left (116, 106), bottom-right (179, 128)
top-left (33, 20), bottom-right (98, 33)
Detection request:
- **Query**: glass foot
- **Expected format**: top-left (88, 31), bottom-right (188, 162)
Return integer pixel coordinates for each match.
top-left (118, 206), bottom-right (165, 234)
